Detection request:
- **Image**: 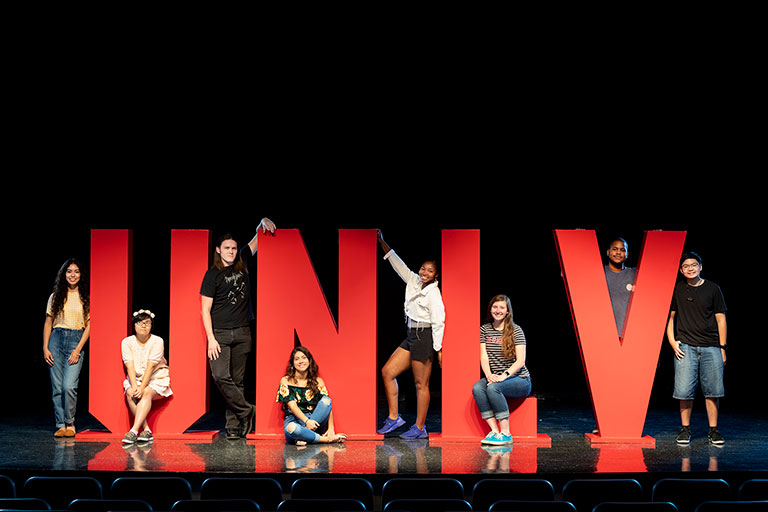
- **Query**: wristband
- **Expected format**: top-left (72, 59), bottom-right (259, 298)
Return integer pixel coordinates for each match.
top-left (719, 344), bottom-right (728, 351)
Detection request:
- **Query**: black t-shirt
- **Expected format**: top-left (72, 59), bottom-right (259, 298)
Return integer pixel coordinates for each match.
top-left (200, 247), bottom-right (253, 329)
top-left (670, 279), bottom-right (727, 347)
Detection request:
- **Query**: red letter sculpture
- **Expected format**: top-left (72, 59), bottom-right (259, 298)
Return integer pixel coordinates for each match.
top-left (83, 229), bottom-right (212, 438)
top-left (554, 229), bottom-right (686, 444)
top-left (254, 229), bottom-right (378, 440)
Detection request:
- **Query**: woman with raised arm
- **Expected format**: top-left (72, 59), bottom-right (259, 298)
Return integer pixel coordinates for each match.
top-left (376, 230), bottom-right (445, 439)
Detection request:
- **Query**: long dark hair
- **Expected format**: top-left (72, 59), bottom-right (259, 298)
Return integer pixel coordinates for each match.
top-left (49, 258), bottom-right (89, 324)
top-left (284, 346), bottom-right (320, 395)
top-left (212, 233), bottom-right (247, 273)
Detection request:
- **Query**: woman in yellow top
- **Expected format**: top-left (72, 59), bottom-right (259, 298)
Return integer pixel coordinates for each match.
top-left (42, 258), bottom-right (90, 437)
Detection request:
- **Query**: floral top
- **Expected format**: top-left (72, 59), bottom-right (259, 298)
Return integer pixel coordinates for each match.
top-left (276, 381), bottom-right (329, 415)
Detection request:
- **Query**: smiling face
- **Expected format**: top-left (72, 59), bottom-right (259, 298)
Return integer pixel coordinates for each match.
top-left (293, 350), bottom-right (310, 373)
top-left (419, 261), bottom-right (438, 286)
top-left (680, 258), bottom-right (702, 281)
top-left (216, 239), bottom-right (239, 267)
top-left (490, 300), bottom-right (509, 325)
top-left (65, 263), bottom-right (81, 288)
top-left (607, 239), bottom-right (628, 268)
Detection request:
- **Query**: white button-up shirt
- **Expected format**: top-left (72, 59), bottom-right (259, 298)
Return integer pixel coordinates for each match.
top-left (384, 249), bottom-right (446, 351)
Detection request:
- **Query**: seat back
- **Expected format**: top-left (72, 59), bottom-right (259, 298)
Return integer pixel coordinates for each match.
top-left (291, 477), bottom-right (374, 510)
top-left (199, 477), bottom-right (282, 511)
top-left (68, 498), bottom-right (154, 511)
top-left (23, 476), bottom-right (103, 510)
top-left (651, 478), bottom-right (731, 512)
top-left (381, 477), bottom-right (464, 508)
top-left (0, 475), bottom-right (16, 498)
top-left (383, 498), bottom-right (472, 511)
top-left (738, 479), bottom-right (768, 501)
top-left (110, 477), bottom-right (191, 511)
top-left (276, 498), bottom-right (366, 511)
top-left (472, 478), bottom-right (555, 510)
top-left (171, 498), bottom-right (260, 511)
top-left (562, 478), bottom-right (643, 512)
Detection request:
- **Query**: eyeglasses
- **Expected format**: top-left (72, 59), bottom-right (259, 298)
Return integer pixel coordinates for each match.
top-left (681, 263), bottom-right (700, 270)
top-left (135, 321), bottom-right (152, 328)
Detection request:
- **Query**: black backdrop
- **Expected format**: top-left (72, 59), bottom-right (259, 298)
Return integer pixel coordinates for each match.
top-left (13, 175), bottom-right (762, 430)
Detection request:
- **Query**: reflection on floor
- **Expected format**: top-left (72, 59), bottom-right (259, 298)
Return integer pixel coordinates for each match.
top-left (2, 400), bottom-right (766, 476)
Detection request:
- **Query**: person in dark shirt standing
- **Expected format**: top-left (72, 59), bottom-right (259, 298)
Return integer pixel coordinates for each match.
top-left (666, 251), bottom-right (727, 446)
top-left (604, 237), bottom-right (636, 337)
top-left (201, 218), bottom-right (276, 439)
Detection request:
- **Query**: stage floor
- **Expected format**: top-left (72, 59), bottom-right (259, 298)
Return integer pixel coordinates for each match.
top-left (2, 398), bottom-right (766, 478)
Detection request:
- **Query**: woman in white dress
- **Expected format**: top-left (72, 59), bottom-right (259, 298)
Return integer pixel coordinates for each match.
top-left (121, 310), bottom-right (172, 444)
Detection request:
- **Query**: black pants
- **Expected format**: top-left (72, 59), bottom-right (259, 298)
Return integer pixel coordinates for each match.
top-left (209, 326), bottom-right (253, 430)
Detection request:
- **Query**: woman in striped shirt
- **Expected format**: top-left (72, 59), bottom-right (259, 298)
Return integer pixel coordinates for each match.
top-left (472, 294), bottom-right (531, 445)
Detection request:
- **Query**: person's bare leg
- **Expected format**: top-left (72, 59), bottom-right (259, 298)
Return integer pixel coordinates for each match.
top-left (131, 388), bottom-right (157, 432)
top-left (411, 358), bottom-right (433, 430)
top-left (381, 348), bottom-right (411, 419)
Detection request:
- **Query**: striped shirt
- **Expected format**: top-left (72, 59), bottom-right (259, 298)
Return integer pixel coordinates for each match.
top-left (481, 322), bottom-right (530, 379)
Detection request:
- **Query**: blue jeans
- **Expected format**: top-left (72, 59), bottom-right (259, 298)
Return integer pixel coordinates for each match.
top-left (472, 376), bottom-right (531, 420)
top-left (48, 328), bottom-right (85, 427)
top-left (673, 343), bottom-right (725, 400)
top-left (284, 395), bottom-right (332, 443)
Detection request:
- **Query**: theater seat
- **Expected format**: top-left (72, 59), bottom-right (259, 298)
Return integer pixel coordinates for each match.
top-left (651, 478), bottom-right (731, 512)
top-left (739, 479), bottom-right (768, 501)
top-left (199, 477), bottom-right (282, 511)
top-left (291, 477), bottom-right (374, 510)
top-left (489, 500), bottom-right (578, 511)
top-left (171, 498), bottom-right (260, 511)
top-left (23, 476), bottom-right (103, 510)
top-left (68, 498), bottom-right (154, 511)
top-left (381, 477), bottom-right (464, 508)
top-left (472, 478), bottom-right (555, 510)
top-left (276, 498), bottom-right (366, 511)
top-left (562, 478), bottom-right (644, 512)
top-left (1, 475), bottom-right (16, 498)
top-left (593, 502), bottom-right (679, 511)
top-left (110, 477), bottom-right (191, 511)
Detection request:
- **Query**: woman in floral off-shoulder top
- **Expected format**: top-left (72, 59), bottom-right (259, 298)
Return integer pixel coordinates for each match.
top-left (276, 346), bottom-right (346, 445)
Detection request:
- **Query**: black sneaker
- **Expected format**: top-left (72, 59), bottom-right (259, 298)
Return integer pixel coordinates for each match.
top-left (676, 426), bottom-right (691, 445)
top-left (225, 428), bottom-right (241, 440)
top-left (708, 428), bottom-right (725, 446)
top-left (239, 405), bottom-right (256, 438)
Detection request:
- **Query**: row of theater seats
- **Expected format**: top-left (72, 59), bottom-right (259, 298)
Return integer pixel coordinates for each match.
top-left (0, 474), bottom-right (766, 512)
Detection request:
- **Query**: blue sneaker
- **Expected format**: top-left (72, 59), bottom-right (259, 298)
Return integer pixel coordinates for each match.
top-left (377, 415), bottom-right (406, 434)
top-left (481, 432), bottom-right (502, 445)
top-left (497, 433), bottom-right (514, 444)
top-left (399, 424), bottom-right (428, 439)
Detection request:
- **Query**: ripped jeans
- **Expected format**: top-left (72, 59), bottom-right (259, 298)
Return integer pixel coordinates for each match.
top-left (284, 395), bottom-right (332, 444)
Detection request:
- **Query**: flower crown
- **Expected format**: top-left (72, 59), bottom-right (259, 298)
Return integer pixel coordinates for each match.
top-left (133, 309), bottom-right (155, 319)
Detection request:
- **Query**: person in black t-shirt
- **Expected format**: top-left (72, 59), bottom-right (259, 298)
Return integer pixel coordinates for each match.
top-left (201, 218), bottom-right (276, 439)
top-left (666, 251), bottom-right (727, 446)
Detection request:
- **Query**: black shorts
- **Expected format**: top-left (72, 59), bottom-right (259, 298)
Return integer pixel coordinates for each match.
top-left (399, 327), bottom-right (434, 362)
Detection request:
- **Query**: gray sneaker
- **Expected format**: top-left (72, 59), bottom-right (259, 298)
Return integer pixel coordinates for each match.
top-left (676, 426), bottom-right (691, 445)
top-left (137, 430), bottom-right (153, 443)
top-left (122, 431), bottom-right (138, 444)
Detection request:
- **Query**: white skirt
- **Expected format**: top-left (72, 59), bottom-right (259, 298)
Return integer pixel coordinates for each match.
top-left (123, 367), bottom-right (172, 397)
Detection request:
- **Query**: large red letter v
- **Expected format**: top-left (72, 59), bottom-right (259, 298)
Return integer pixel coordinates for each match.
top-left (554, 229), bottom-right (685, 444)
